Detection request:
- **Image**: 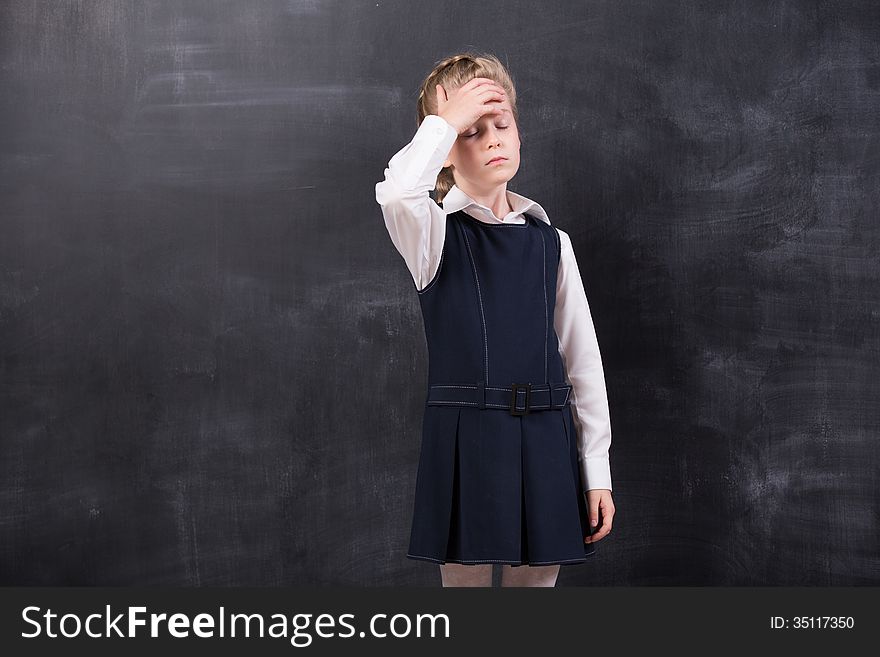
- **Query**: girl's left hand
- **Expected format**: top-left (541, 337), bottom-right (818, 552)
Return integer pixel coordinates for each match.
top-left (584, 489), bottom-right (614, 543)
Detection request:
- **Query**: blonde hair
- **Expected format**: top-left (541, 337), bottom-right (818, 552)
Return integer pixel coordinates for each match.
top-left (416, 52), bottom-right (519, 205)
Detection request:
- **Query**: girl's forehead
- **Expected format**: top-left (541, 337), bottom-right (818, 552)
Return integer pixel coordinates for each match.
top-left (475, 107), bottom-right (514, 122)
top-left (479, 106), bottom-right (512, 117)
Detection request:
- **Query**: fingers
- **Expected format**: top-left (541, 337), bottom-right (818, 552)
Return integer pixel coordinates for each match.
top-left (478, 89), bottom-right (506, 105)
top-left (474, 83), bottom-right (506, 100)
top-left (587, 514), bottom-right (613, 542)
top-left (473, 87), bottom-right (507, 117)
top-left (434, 77), bottom-right (506, 133)
top-left (585, 495), bottom-right (615, 543)
top-left (589, 508), bottom-right (600, 531)
top-left (447, 77), bottom-right (505, 102)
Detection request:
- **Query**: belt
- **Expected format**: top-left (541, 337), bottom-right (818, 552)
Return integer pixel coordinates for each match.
top-left (426, 382), bottom-right (572, 416)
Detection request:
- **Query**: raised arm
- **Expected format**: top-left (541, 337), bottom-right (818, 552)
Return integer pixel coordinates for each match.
top-left (553, 228), bottom-right (613, 493)
top-left (376, 78), bottom-right (508, 291)
top-left (375, 115), bottom-right (456, 291)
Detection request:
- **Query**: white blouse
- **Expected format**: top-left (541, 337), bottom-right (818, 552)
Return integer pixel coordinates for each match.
top-left (375, 114), bottom-right (612, 493)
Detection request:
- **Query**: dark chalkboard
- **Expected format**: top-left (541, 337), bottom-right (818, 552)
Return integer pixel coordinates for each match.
top-left (1, 0), bottom-right (877, 586)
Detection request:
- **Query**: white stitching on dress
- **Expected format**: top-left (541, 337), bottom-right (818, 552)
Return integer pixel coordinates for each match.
top-left (406, 553), bottom-right (589, 565)
top-left (538, 222), bottom-right (548, 382)
top-left (431, 385), bottom-right (557, 392)
top-left (460, 225), bottom-right (489, 386)
top-left (426, 401), bottom-right (553, 409)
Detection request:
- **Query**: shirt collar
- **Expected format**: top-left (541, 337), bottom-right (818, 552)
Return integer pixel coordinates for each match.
top-left (442, 184), bottom-right (551, 225)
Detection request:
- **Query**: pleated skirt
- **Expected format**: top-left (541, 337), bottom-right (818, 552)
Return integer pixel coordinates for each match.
top-left (406, 403), bottom-right (596, 566)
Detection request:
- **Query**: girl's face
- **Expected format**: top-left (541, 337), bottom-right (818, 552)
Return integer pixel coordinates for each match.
top-left (443, 99), bottom-right (520, 194)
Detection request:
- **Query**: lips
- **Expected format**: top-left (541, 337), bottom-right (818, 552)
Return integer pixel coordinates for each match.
top-left (486, 156), bottom-right (507, 165)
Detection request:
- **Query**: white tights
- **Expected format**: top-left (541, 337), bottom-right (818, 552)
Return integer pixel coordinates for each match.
top-left (439, 563), bottom-right (560, 587)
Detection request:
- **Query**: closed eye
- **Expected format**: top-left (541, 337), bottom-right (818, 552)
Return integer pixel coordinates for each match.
top-left (463, 126), bottom-right (509, 138)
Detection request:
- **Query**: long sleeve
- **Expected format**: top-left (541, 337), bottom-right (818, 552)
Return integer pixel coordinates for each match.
top-left (375, 114), bottom-right (458, 291)
top-left (554, 228), bottom-right (613, 492)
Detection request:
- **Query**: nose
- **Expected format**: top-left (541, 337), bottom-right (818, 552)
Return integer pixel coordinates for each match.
top-left (486, 127), bottom-right (503, 146)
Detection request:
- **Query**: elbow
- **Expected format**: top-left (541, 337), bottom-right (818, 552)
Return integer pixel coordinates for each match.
top-left (376, 179), bottom-right (407, 210)
top-left (377, 183), bottom-right (429, 209)
top-left (375, 178), bottom-right (396, 207)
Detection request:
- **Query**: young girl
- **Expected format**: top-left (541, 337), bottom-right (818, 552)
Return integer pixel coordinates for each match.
top-left (375, 53), bottom-right (615, 587)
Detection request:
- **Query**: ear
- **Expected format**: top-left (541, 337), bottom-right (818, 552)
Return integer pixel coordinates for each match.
top-left (443, 158), bottom-right (453, 169)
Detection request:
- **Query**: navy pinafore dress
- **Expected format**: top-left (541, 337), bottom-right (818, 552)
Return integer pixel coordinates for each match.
top-left (406, 209), bottom-right (596, 566)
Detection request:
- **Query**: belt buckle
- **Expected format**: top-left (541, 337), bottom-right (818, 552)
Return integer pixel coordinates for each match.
top-left (510, 383), bottom-right (531, 416)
